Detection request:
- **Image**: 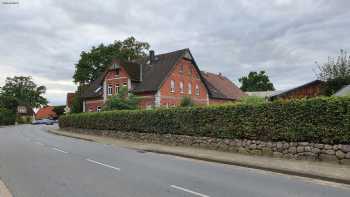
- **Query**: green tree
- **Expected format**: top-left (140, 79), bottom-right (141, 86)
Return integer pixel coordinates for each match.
top-left (239, 71), bottom-right (275, 91)
top-left (0, 76), bottom-right (47, 108)
top-left (316, 49), bottom-right (350, 95)
top-left (0, 95), bottom-right (18, 112)
top-left (70, 88), bottom-right (83, 113)
top-left (73, 37), bottom-right (150, 84)
top-left (53, 105), bottom-right (65, 117)
top-left (180, 96), bottom-right (194, 107)
top-left (102, 86), bottom-right (139, 111)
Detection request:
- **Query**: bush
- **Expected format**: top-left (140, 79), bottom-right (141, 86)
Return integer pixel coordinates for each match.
top-left (0, 96), bottom-right (18, 112)
top-left (0, 108), bottom-right (16, 126)
top-left (59, 97), bottom-right (350, 144)
top-left (102, 86), bottom-right (139, 111)
top-left (180, 96), bottom-right (194, 107)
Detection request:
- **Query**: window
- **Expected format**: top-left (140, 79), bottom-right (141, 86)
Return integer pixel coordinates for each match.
top-left (179, 64), bottom-right (184, 73)
top-left (107, 85), bottom-right (113, 95)
top-left (170, 80), bottom-right (175, 93)
top-left (115, 84), bottom-right (119, 95)
top-left (115, 69), bottom-right (120, 78)
top-left (195, 84), bottom-right (200, 96)
top-left (189, 68), bottom-right (192, 76)
top-left (188, 83), bottom-right (192, 95)
top-left (180, 81), bottom-right (184, 94)
top-left (123, 82), bottom-right (127, 87)
top-left (97, 106), bottom-right (101, 112)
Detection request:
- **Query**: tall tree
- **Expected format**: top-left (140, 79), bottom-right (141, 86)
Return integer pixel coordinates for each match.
top-left (316, 49), bottom-right (350, 95)
top-left (0, 76), bottom-right (48, 108)
top-left (73, 36), bottom-right (150, 84)
top-left (239, 71), bottom-right (275, 91)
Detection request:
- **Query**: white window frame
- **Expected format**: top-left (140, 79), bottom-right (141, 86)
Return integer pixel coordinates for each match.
top-left (195, 84), bottom-right (200, 96)
top-left (97, 106), bottom-right (101, 112)
top-left (180, 81), bottom-right (184, 94)
top-left (179, 64), bottom-right (184, 73)
top-left (115, 84), bottom-right (119, 95)
top-left (188, 83), bottom-right (192, 95)
top-left (107, 85), bottom-right (113, 95)
top-left (170, 80), bottom-right (175, 93)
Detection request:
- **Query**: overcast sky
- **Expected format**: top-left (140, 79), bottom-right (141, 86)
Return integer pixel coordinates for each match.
top-left (1, 0), bottom-right (349, 105)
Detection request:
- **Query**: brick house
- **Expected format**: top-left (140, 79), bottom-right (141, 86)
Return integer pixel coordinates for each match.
top-left (80, 49), bottom-right (245, 112)
top-left (270, 80), bottom-right (325, 100)
top-left (35, 106), bottom-right (57, 120)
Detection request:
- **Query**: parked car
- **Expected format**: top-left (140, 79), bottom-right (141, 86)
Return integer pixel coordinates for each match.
top-left (32, 119), bottom-right (56, 125)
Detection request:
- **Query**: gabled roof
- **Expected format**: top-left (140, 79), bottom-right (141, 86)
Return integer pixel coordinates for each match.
top-left (80, 48), bottom-right (210, 97)
top-left (133, 49), bottom-right (200, 93)
top-left (35, 106), bottom-right (57, 119)
top-left (270, 79), bottom-right (324, 99)
top-left (201, 71), bottom-right (247, 100)
top-left (334, 84), bottom-right (350, 96)
top-left (80, 71), bottom-right (106, 99)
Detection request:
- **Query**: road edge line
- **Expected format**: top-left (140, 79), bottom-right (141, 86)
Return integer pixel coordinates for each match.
top-left (46, 128), bottom-right (350, 185)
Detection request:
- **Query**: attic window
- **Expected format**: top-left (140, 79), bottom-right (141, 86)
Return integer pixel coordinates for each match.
top-left (115, 69), bottom-right (120, 78)
top-left (170, 80), bottom-right (175, 93)
top-left (112, 63), bottom-right (120, 69)
top-left (195, 84), bottom-right (200, 96)
top-left (179, 64), bottom-right (184, 73)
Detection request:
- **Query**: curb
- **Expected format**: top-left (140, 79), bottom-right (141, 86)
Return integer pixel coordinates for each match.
top-left (47, 128), bottom-right (350, 185)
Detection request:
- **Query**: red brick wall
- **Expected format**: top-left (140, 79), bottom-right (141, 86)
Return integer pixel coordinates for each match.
top-left (209, 98), bottom-right (233, 105)
top-left (136, 92), bottom-right (156, 109)
top-left (105, 62), bottom-right (130, 96)
top-left (85, 99), bottom-right (104, 112)
top-left (159, 58), bottom-right (209, 107)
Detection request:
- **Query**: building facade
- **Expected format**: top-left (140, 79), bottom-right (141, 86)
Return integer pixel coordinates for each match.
top-left (79, 49), bottom-right (245, 112)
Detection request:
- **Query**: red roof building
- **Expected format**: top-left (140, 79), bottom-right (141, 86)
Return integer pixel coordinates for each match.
top-left (79, 49), bottom-right (245, 112)
top-left (35, 106), bottom-right (57, 120)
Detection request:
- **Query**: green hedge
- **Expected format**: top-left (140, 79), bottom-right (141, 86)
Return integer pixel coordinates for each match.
top-left (0, 108), bottom-right (16, 126)
top-left (59, 97), bottom-right (350, 144)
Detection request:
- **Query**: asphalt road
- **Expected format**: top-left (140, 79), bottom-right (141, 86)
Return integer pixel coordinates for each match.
top-left (0, 125), bottom-right (350, 197)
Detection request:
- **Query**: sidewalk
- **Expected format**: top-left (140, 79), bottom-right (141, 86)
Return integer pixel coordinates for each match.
top-left (47, 127), bottom-right (350, 185)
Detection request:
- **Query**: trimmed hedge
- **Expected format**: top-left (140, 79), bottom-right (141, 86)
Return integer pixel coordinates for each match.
top-left (59, 97), bottom-right (350, 144)
top-left (0, 108), bottom-right (16, 126)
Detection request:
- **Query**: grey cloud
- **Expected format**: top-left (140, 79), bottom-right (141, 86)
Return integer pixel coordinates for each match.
top-left (1, 0), bottom-right (350, 105)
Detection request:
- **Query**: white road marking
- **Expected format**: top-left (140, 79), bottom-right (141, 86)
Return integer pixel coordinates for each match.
top-left (170, 185), bottom-right (210, 197)
top-left (35, 142), bottom-right (44, 146)
top-left (52, 148), bottom-right (68, 154)
top-left (86, 158), bottom-right (121, 171)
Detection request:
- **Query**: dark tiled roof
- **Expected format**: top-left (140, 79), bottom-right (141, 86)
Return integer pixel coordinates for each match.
top-left (201, 71), bottom-right (247, 100)
top-left (80, 71), bottom-right (106, 99)
top-left (133, 49), bottom-right (189, 93)
top-left (80, 48), bottom-right (210, 97)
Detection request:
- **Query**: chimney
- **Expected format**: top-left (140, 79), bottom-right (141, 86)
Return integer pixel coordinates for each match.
top-left (149, 50), bottom-right (155, 63)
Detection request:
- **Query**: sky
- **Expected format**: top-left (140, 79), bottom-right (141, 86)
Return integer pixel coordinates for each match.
top-left (0, 0), bottom-right (349, 105)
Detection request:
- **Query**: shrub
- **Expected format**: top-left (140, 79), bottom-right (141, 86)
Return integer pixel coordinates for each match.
top-left (102, 86), bottom-right (139, 111)
top-left (0, 108), bottom-right (16, 126)
top-left (0, 96), bottom-right (18, 112)
top-left (180, 96), bottom-right (194, 107)
top-left (59, 97), bottom-right (350, 144)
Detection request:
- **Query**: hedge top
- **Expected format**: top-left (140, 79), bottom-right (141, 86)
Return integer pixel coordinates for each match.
top-left (59, 97), bottom-right (350, 144)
